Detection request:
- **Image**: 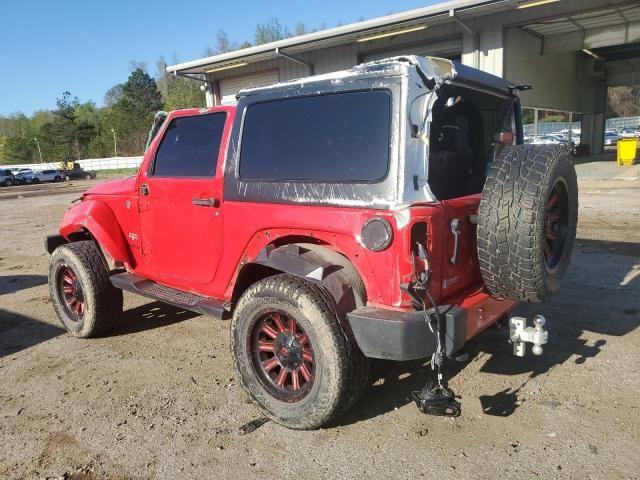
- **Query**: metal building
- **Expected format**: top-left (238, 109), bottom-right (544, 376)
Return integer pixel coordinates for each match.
top-left (167, 0), bottom-right (640, 153)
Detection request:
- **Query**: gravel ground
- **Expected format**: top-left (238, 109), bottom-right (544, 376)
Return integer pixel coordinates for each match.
top-left (1, 176), bottom-right (639, 480)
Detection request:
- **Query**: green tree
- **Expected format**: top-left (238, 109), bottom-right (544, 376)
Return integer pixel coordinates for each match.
top-left (38, 91), bottom-right (80, 161)
top-left (2, 112), bottom-right (38, 163)
top-left (3, 137), bottom-right (36, 164)
top-left (108, 68), bottom-right (163, 155)
top-left (164, 78), bottom-right (206, 111)
top-left (254, 17), bottom-right (290, 45)
top-left (104, 84), bottom-right (124, 107)
top-left (0, 136), bottom-right (7, 164)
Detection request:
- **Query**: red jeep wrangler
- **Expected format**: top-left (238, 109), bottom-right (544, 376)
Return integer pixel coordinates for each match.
top-left (46, 57), bottom-right (577, 429)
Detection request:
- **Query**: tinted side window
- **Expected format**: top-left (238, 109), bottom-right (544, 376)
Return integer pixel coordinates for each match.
top-left (239, 90), bottom-right (391, 182)
top-left (154, 113), bottom-right (226, 177)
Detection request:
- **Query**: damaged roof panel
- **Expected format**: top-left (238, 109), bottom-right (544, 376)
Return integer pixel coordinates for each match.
top-left (237, 55), bottom-right (514, 99)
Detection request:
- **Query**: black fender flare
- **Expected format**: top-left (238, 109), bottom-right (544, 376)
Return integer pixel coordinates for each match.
top-left (236, 243), bottom-right (366, 314)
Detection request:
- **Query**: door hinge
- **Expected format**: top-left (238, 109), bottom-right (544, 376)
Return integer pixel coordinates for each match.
top-left (138, 200), bottom-right (149, 213)
top-left (141, 243), bottom-right (152, 255)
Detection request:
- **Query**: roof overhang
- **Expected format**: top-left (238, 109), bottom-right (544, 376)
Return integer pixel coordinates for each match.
top-left (522, 3), bottom-right (640, 54)
top-left (167, 0), bottom-right (515, 75)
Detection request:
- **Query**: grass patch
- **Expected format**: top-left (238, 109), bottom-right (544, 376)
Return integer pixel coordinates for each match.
top-left (98, 168), bottom-right (139, 176)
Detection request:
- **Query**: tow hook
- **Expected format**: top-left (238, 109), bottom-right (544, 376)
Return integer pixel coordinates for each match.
top-left (509, 315), bottom-right (548, 357)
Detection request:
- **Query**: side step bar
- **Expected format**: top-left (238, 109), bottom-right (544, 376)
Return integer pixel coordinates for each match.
top-left (110, 272), bottom-right (227, 318)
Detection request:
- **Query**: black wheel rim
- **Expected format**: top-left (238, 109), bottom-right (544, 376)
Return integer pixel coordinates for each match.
top-left (249, 311), bottom-right (315, 402)
top-left (544, 179), bottom-right (569, 271)
top-left (57, 265), bottom-right (85, 321)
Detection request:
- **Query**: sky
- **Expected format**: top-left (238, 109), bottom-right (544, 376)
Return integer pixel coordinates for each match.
top-left (0, 0), bottom-right (439, 116)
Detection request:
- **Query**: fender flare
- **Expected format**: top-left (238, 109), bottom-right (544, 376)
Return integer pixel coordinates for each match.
top-left (235, 243), bottom-right (366, 314)
top-left (58, 199), bottom-right (133, 268)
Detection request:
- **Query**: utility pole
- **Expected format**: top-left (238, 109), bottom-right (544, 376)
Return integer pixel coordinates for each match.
top-left (110, 128), bottom-right (118, 157)
top-left (33, 137), bottom-right (43, 163)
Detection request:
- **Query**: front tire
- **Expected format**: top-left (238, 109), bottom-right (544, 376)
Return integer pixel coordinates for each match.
top-left (231, 274), bottom-right (366, 429)
top-left (49, 241), bottom-right (123, 338)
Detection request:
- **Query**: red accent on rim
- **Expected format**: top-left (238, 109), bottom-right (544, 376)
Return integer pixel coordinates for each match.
top-left (59, 266), bottom-right (85, 320)
top-left (250, 311), bottom-right (315, 402)
top-left (543, 182), bottom-right (569, 270)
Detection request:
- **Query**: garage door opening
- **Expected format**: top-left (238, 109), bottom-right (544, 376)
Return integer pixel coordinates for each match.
top-left (219, 70), bottom-right (280, 104)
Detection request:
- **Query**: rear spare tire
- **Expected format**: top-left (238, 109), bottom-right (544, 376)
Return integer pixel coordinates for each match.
top-left (477, 144), bottom-right (578, 302)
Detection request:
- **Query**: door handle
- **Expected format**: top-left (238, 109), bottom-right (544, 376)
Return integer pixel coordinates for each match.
top-left (140, 184), bottom-right (150, 196)
top-left (450, 219), bottom-right (461, 264)
top-left (192, 197), bottom-right (220, 208)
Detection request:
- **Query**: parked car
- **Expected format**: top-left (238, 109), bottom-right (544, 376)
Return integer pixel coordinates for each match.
top-left (571, 143), bottom-right (591, 157)
top-left (0, 169), bottom-right (16, 187)
top-left (620, 128), bottom-right (640, 138)
top-left (604, 131), bottom-right (622, 146)
top-left (12, 168), bottom-right (34, 184)
top-left (24, 169), bottom-right (64, 183)
top-left (60, 162), bottom-right (96, 180)
top-left (45, 56), bottom-right (578, 429)
top-left (11, 167), bottom-right (33, 176)
top-left (532, 134), bottom-right (564, 145)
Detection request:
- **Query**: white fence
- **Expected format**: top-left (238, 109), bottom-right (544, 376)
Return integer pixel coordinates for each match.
top-left (7, 156), bottom-right (143, 172)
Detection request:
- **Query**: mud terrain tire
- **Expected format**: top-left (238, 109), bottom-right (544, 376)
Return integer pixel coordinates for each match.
top-left (477, 144), bottom-right (578, 302)
top-left (231, 274), bottom-right (368, 430)
top-left (49, 241), bottom-right (123, 337)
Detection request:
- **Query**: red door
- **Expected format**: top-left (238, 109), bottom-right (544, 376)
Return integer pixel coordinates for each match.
top-left (137, 111), bottom-right (229, 287)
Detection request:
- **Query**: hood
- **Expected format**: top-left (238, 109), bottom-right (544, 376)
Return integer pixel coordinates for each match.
top-left (84, 176), bottom-right (136, 197)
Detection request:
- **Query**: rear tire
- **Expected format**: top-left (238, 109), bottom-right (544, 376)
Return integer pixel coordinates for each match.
top-left (477, 144), bottom-right (578, 302)
top-left (231, 274), bottom-right (367, 429)
top-left (49, 241), bottom-right (123, 338)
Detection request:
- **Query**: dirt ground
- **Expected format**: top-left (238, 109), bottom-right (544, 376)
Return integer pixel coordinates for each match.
top-left (1, 173), bottom-right (639, 480)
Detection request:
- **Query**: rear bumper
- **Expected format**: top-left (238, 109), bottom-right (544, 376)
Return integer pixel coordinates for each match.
top-left (347, 291), bottom-right (518, 361)
top-left (346, 306), bottom-right (467, 361)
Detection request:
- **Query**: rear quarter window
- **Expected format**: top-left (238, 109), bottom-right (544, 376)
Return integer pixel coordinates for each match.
top-left (239, 90), bottom-right (391, 182)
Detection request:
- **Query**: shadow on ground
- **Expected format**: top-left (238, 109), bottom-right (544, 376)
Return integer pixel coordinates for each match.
top-left (0, 309), bottom-right (64, 358)
top-left (0, 274), bottom-right (47, 295)
top-left (338, 238), bottom-right (640, 425)
top-left (107, 301), bottom-right (200, 337)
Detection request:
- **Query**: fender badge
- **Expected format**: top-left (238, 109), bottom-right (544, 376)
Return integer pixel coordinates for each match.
top-left (128, 232), bottom-right (138, 241)
top-left (443, 276), bottom-right (459, 289)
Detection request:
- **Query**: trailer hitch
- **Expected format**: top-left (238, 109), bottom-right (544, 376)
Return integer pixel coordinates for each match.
top-left (509, 315), bottom-right (548, 356)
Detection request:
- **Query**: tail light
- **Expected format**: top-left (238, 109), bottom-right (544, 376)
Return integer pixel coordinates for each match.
top-left (496, 131), bottom-right (515, 145)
